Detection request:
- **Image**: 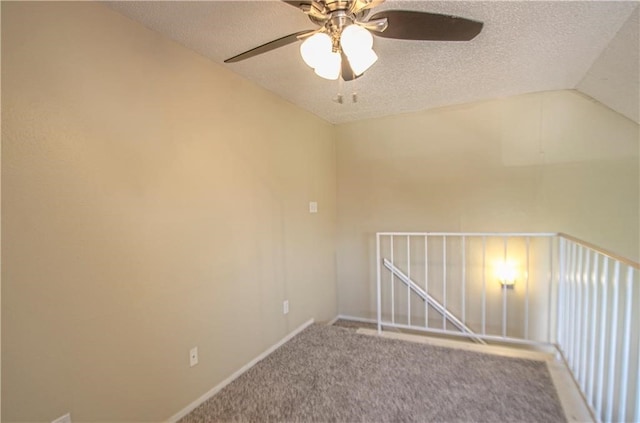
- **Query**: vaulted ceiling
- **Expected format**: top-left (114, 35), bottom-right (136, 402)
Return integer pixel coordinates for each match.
top-left (107, 1), bottom-right (639, 124)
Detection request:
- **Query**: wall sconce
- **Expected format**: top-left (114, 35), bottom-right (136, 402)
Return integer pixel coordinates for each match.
top-left (496, 260), bottom-right (517, 288)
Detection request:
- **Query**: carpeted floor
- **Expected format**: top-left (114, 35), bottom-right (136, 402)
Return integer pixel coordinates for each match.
top-left (180, 324), bottom-right (566, 422)
top-left (331, 319), bottom-right (378, 331)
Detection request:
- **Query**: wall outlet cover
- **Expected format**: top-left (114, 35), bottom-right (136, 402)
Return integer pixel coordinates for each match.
top-left (309, 202), bottom-right (318, 213)
top-left (283, 300), bottom-right (289, 315)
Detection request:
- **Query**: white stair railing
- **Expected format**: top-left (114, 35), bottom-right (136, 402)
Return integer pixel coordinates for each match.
top-left (376, 232), bottom-right (556, 345)
top-left (376, 231), bottom-right (639, 423)
top-left (556, 234), bottom-right (639, 423)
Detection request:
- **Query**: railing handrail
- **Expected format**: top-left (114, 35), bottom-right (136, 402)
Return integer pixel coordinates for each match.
top-left (558, 232), bottom-right (639, 270)
top-left (376, 231), bottom-right (558, 237)
top-left (376, 231), bottom-right (639, 269)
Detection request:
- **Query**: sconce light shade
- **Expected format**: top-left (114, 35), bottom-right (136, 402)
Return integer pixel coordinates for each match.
top-left (300, 33), bottom-right (332, 69)
top-left (496, 261), bottom-right (517, 287)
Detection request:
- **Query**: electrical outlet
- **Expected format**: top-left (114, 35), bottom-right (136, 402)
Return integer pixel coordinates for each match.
top-left (283, 300), bottom-right (289, 315)
top-left (309, 202), bottom-right (318, 213)
top-left (52, 413), bottom-right (71, 423)
top-left (190, 347), bottom-right (198, 367)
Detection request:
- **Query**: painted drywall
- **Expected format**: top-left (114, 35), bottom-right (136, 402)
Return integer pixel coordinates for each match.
top-left (336, 90), bottom-right (639, 318)
top-left (1, 2), bottom-right (336, 422)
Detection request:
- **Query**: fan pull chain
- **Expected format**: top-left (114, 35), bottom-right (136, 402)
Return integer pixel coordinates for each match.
top-left (333, 77), bottom-right (358, 104)
top-left (334, 76), bottom-right (344, 104)
top-left (351, 76), bottom-right (358, 103)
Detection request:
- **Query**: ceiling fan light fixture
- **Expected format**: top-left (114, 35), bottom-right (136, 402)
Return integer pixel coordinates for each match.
top-left (340, 24), bottom-right (373, 57)
top-left (346, 48), bottom-right (378, 76)
top-left (300, 32), bottom-right (332, 68)
top-left (314, 51), bottom-right (341, 80)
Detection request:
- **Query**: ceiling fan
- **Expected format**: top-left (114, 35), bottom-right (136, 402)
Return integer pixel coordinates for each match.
top-left (224, 0), bottom-right (483, 82)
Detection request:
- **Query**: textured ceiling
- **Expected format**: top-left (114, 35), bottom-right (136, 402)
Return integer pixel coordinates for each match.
top-left (577, 6), bottom-right (639, 123)
top-left (107, 1), bottom-right (639, 124)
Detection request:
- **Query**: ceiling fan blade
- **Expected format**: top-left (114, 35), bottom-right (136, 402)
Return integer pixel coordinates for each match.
top-left (224, 30), bottom-right (314, 63)
top-left (282, 0), bottom-right (327, 20)
top-left (340, 51), bottom-right (361, 82)
top-left (349, 0), bottom-right (385, 15)
top-left (359, 18), bottom-right (388, 33)
top-left (369, 10), bottom-right (483, 41)
top-left (281, 1), bottom-right (312, 9)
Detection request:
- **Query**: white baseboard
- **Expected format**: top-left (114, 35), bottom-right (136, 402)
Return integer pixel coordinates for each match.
top-left (336, 314), bottom-right (377, 324)
top-left (167, 318), bottom-right (315, 422)
top-left (326, 315), bottom-right (340, 326)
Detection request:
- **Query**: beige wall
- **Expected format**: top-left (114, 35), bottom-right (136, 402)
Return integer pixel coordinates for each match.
top-left (1, 2), bottom-right (336, 422)
top-left (336, 90), bottom-right (639, 318)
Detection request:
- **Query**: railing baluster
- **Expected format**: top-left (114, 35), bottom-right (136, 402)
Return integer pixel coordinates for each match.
top-left (462, 235), bottom-right (466, 326)
top-left (407, 236), bottom-right (411, 326)
top-left (575, 245), bottom-right (584, 385)
top-left (391, 235), bottom-right (395, 325)
top-left (482, 236), bottom-right (486, 335)
top-left (376, 233), bottom-right (382, 333)
top-left (502, 237), bottom-right (508, 338)
top-left (635, 314), bottom-right (640, 423)
top-left (618, 266), bottom-right (633, 422)
top-left (569, 242), bottom-right (577, 371)
top-left (580, 248), bottom-right (590, 391)
top-left (564, 241), bottom-right (573, 359)
top-left (564, 242), bottom-right (571, 357)
top-left (596, 256), bottom-right (609, 419)
top-left (442, 236), bottom-right (447, 331)
top-left (547, 237), bottom-right (553, 343)
top-left (587, 251), bottom-right (599, 406)
top-left (564, 241), bottom-right (573, 363)
top-left (605, 260), bottom-right (621, 423)
top-left (424, 235), bottom-right (429, 329)
top-left (557, 237), bottom-right (566, 349)
top-left (525, 237), bottom-right (530, 340)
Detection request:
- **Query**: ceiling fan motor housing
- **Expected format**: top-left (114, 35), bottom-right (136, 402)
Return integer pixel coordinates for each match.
top-left (325, 0), bottom-right (355, 13)
top-left (307, 1), bottom-right (369, 26)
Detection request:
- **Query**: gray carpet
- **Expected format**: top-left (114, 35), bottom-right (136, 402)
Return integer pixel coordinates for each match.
top-left (331, 319), bottom-right (378, 331)
top-left (180, 324), bottom-right (566, 422)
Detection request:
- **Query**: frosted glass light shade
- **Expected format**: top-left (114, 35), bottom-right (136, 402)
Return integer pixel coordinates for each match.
top-left (347, 48), bottom-right (378, 76)
top-left (496, 261), bottom-right (517, 286)
top-left (314, 51), bottom-right (341, 80)
top-left (340, 24), bottom-right (373, 57)
top-left (300, 33), bottom-right (332, 69)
